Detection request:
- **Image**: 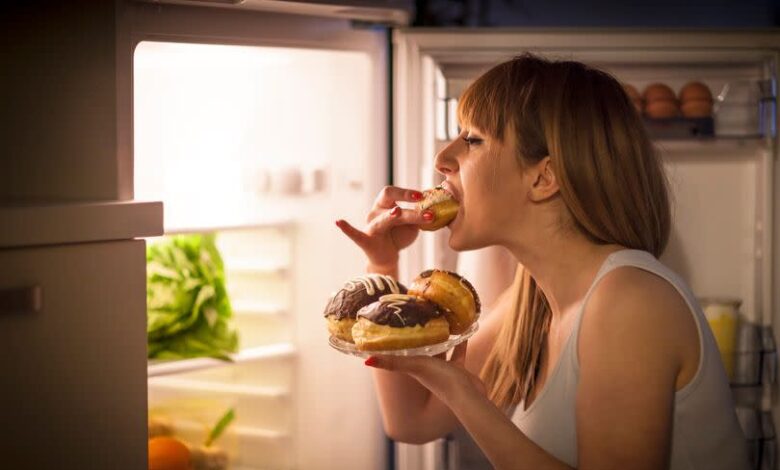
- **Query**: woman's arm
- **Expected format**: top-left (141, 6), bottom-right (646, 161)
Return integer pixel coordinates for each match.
top-left (368, 331), bottom-right (573, 469)
top-left (370, 283), bottom-right (513, 443)
top-left (575, 267), bottom-right (696, 470)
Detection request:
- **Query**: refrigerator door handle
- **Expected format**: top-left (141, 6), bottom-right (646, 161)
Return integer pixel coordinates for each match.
top-left (0, 285), bottom-right (42, 315)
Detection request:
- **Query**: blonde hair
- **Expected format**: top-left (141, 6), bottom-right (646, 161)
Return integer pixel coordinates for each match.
top-left (460, 54), bottom-right (671, 410)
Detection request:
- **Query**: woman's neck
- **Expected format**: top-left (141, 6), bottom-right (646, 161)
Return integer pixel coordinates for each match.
top-left (506, 231), bottom-right (623, 319)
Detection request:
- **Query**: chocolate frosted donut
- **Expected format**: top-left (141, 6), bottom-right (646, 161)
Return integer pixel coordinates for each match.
top-left (352, 294), bottom-right (450, 351)
top-left (324, 274), bottom-right (406, 343)
top-left (409, 269), bottom-right (480, 335)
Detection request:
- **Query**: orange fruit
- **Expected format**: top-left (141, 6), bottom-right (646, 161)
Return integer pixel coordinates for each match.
top-left (149, 436), bottom-right (191, 470)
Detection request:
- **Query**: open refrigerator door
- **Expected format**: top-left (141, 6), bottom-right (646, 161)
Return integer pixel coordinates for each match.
top-left (393, 29), bottom-right (780, 470)
top-left (130, 2), bottom-right (402, 468)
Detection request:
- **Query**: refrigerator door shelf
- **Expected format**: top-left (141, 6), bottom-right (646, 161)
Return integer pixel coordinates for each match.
top-left (148, 342), bottom-right (296, 377)
top-left (655, 137), bottom-right (769, 156)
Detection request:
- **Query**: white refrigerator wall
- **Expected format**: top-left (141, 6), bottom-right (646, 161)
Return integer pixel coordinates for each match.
top-left (135, 41), bottom-right (388, 469)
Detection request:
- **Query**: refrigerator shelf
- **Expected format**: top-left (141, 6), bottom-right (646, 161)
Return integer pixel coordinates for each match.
top-left (148, 343), bottom-right (296, 378)
top-left (162, 219), bottom-right (294, 236)
top-left (225, 260), bottom-right (289, 275)
top-left (172, 417), bottom-right (290, 441)
top-left (655, 136), bottom-right (768, 156)
top-left (150, 377), bottom-right (290, 398)
top-left (231, 300), bottom-right (288, 316)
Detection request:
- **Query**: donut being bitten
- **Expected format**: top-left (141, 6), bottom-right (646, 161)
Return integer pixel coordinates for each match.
top-left (418, 186), bottom-right (459, 231)
top-left (408, 269), bottom-right (480, 335)
top-left (352, 294), bottom-right (450, 351)
top-left (324, 274), bottom-right (406, 343)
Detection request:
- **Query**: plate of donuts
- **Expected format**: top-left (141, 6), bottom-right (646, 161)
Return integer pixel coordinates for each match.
top-left (329, 321), bottom-right (479, 358)
top-left (324, 267), bottom-right (482, 358)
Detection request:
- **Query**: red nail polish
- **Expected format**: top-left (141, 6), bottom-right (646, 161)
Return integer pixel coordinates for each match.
top-left (411, 191), bottom-right (423, 201)
top-left (365, 356), bottom-right (378, 367)
top-left (422, 211), bottom-right (434, 222)
top-left (390, 206), bottom-right (401, 217)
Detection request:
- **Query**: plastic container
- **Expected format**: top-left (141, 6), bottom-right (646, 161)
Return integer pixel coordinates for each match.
top-left (734, 322), bottom-right (763, 386)
top-left (713, 79), bottom-right (774, 137)
top-left (700, 297), bottom-right (741, 380)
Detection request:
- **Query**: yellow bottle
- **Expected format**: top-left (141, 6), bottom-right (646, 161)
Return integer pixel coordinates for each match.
top-left (700, 297), bottom-right (741, 381)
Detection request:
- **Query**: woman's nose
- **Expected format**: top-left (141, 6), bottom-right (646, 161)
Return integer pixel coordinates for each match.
top-left (434, 139), bottom-right (460, 175)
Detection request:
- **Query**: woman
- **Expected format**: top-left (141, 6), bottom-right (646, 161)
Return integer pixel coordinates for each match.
top-left (335, 54), bottom-right (748, 470)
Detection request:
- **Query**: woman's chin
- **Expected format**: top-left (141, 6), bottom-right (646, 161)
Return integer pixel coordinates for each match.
top-left (447, 224), bottom-right (484, 252)
top-left (447, 217), bottom-right (497, 251)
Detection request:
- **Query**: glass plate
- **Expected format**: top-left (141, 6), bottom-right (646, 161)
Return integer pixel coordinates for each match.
top-left (329, 322), bottom-right (479, 358)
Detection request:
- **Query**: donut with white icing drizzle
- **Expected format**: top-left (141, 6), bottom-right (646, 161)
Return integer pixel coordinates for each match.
top-left (352, 294), bottom-right (450, 351)
top-left (324, 274), bottom-right (406, 343)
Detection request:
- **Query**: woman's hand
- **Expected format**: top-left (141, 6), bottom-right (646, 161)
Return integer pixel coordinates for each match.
top-left (364, 342), bottom-right (486, 406)
top-left (336, 186), bottom-right (433, 270)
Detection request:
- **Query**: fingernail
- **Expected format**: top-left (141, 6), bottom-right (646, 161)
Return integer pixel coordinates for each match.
top-left (335, 220), bottom-right (343, 227)
top-left (422, 211), bottom-right (434, 222)
top-left (365, 356), bottom-right (378, 367)
top-left (410, 191), bottom-right (423, 201)
top-left (390, 206), bottom-right (401, 217)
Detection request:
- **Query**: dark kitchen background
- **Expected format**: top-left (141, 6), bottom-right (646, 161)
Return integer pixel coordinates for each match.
top-left (411, 0), bottom-right (779, 27)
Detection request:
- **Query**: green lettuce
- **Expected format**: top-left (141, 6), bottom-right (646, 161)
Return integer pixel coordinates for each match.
top-left (146, 233), bottom-right (238, 360)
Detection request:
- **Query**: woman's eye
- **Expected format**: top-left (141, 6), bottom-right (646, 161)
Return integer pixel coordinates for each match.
top-left (462, 136), bottom-right (483, 146)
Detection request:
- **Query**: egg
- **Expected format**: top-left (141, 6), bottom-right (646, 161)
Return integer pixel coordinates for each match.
top-left (643, 83), bottom-right (676, 103)
top-left (681, 99), bottom-right (713, 118)
top-left (149, 436), bottom-right (192, 470)
top-left (622, 83), bottom-right (643, 113)
top-left (645, 99), bottom-right (680, 119)
top-left (679, 81), bottom-right (713, 103)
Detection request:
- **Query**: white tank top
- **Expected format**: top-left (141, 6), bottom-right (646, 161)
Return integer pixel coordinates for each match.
top-left (510, 249), bottom-right (750, 469)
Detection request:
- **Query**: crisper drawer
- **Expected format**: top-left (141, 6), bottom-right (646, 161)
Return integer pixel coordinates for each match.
top-left (0, 240), bottom-right (147, 469)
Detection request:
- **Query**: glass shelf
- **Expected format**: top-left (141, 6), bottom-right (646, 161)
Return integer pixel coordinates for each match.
top-left (148, 343), bottom-right (296, 378)
top-left (655, 136), bottom-right (768, 156)
top-left (149, 377), bottom-right (290, 398)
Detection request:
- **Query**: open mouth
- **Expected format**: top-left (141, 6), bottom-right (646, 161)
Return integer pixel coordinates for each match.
top-left (439, 183), bottom-right (459, 203)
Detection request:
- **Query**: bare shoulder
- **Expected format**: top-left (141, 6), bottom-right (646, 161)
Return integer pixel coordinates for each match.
top-left (589, 266), bottom-right (690, 315)
top-left (579, 266), bottom-right (698, 373)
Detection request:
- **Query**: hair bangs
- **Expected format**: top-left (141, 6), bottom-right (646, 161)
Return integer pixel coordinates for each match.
top-left (456, 66), bottom-right (512, 141)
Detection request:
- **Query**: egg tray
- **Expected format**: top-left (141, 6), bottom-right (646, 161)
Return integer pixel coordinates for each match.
top-left (643, 116), bottom-right (714, 139)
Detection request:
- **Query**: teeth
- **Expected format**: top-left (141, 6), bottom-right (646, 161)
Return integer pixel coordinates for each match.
top-left (421, 189), bottom-right (455, 209)
top-left (436, 186), bottom-right (456, 202)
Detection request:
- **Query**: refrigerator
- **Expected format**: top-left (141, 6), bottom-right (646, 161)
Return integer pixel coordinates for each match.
top-left (1, 1), bottom-right (779, 469)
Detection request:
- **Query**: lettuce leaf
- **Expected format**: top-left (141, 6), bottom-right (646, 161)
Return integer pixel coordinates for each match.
top-left (146, 233), bottom-right (238, 360)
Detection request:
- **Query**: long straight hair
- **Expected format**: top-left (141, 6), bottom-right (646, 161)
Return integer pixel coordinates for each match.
top-left (459, 54), bottom-right (671, 410)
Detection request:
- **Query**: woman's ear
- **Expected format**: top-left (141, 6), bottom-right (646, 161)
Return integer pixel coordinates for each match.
top-left (528, 156), bottom-right (560, 202)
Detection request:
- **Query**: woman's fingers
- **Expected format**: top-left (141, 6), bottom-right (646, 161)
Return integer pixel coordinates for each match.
top-left (373, 186), bottom-right (424, 210)
top-left (369, 206), bottom-right (430, 235)
top-left (365, 354), bottom-right (429, 374)
top-left (450, 341), bottom-right (468, 365)
top-left (335, 219), bottom-right (370, 248)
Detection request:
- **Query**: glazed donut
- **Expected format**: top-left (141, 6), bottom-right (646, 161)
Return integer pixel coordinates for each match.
top-left (418, 186), bottom-right (459, 231)
top-left (408, 269), bottom-right (480, 335)
top-left (324, 274), bottom-right (406, 343)
top-left (352, 294), bottom-right (450, 351)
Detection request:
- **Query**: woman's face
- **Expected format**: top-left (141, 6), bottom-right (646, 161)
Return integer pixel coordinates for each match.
top-left (434, 124), bottom-right (529, 251)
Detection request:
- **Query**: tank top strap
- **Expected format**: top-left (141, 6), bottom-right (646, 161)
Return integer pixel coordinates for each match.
top-left (565, 249), bottom-right (662, 370)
